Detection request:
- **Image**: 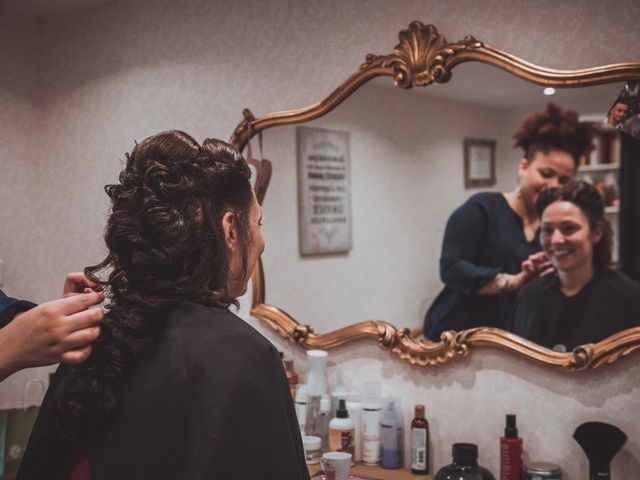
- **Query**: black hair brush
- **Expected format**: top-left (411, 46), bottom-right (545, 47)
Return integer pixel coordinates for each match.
top-left (573, 422), bottom-right (627, 480)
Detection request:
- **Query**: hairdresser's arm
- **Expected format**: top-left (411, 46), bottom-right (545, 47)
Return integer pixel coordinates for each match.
top-left (477, 251), bottom-right (553, 295)
top-left (0, 292), bottom-right (104, 381)
top-left (439, 198), bottom-right (500, 294)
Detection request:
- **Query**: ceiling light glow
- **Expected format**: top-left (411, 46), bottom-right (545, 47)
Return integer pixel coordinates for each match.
top-left (543, 87), bottom-right (556, 96)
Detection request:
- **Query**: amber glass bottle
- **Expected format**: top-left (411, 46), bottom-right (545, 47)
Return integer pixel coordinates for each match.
top-left (410, 404), bottom-right (429, 474)
top-left (281, 355), bottom-right (299, 399)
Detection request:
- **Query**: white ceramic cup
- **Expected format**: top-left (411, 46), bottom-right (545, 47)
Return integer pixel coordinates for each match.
top-left (321, 451), bottom-right (351, 480)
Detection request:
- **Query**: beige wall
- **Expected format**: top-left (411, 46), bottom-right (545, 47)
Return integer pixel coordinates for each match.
top-left (0, 1), bottom-right (639, 478)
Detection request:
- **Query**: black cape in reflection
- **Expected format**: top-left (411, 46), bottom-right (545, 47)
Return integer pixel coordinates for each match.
top-left (17, 301), bottom-right (310, 480)
top-left (511, 270), bottom-right (640, 351)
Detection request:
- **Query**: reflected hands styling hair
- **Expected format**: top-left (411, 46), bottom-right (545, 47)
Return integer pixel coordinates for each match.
top-left (57, 130), bottom-right (252, 436)
top-left (536, 180), bottom-right (613, 272)
top-left (513, 102), bottom-right (594, 167)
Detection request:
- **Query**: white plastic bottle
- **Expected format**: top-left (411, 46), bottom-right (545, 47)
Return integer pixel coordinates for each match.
top-left (328, 398), bottom-right (355, 457)
top-left (361, 382), bottom-right (382, 465)
top-left (346, 388), bottom-right (363, 462)
top-left (294, 384), bottom-right (308, 436)
top-left (306, 350), bottom-right (328, 396)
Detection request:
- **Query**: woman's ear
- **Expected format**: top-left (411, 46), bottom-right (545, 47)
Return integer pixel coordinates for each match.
top-left (222, 211), bottom-right (238, 251)
top-left (516, 158), bottom-right (529, 183)
top-left (592, 222), bottom-right (603, 244)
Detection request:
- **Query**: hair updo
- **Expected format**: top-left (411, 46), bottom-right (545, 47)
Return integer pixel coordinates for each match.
top-left (535, 180), bottom-right (613, 273)
top-left (57, 130), bottom-right (252, 436)
top-left (513, 103), bottom-right (594, 167)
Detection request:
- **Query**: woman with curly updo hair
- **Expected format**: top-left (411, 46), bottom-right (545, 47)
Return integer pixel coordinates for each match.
top-left (18, 131), bottom-right (309, 480)
top-left (512, 180), bottom-right (640, 350)
top-left (424, 103), bottom-right (594, 341)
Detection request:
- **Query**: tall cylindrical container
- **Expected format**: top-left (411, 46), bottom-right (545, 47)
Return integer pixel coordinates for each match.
top-left (306, 350), bottom-right (328, 396)
top-left (294, 384), bottom-right (308, 436)
top-left (361, 382), bottom-right (382, 466)
top-left (346, 389), bottom-right (363, 462)
top-left (380, 400), bottom-right (402, 469)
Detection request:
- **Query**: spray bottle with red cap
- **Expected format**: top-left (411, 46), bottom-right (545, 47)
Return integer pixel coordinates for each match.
top-left (500, 414), bottom-right (523, 480)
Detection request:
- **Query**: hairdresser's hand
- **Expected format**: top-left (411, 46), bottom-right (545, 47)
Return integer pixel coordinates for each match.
top-left (522, 251), bottom-right (554, 278)
top-left (507, 252), bottom-right (554, 292)
top-left (0, 292), bottom-right (104, 381)
top-left (63, 272), bottom-right (100, 296)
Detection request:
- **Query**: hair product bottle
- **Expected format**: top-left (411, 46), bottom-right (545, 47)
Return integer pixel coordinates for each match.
top-left (329, 399), bottom-right (355, 457)
top-left (294, 384), bottom-right (308, 436)
top-left (361, 382), bottom-right (382, 465)
top-left (282, 355), bottom-right (299, 399)
top-left (346, 388), bottom-right (363, 462)
top-left (306, 350), bottom-right (328, 396)
top-left (331, 372), bottom-right (348, 418)
top-left (411, 404), bottom-right (429, 475)
top-left (436, 443), bottom-right (496, 480)
top-left (317, 394), bottom-right (331, 451)
top-left (380, 400), bottom-right (402, 469)
top-left (500, 414), bottom-right (523, 480)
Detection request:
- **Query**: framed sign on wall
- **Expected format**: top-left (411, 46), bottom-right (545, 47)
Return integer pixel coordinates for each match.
top-left (464, 138), bottom-right (496, 189)
top-left (296, 127), bottom-right (352, 256)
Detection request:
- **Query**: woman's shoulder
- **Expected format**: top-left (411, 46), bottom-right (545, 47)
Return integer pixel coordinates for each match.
top-left (163, 301), bottom-right (278, 367)
top-left (449, 192), bottom-right (503, 220)
top-left (596, 270), bottom-right (640, 297)
top-left (517, 274), bottom-right (558, 300)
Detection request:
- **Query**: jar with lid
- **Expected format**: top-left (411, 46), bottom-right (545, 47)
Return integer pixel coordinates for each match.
top-left (525, 462), bottom-right (562, 480)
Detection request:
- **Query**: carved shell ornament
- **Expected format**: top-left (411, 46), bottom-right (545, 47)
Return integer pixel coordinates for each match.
top-left (230, 21), bottom-right (640, 371)
top-left (361, 22), bottom-right (483, 88)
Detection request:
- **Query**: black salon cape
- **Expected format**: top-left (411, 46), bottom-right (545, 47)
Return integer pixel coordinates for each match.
top-left (17, 301), bottom-right (310, 480)
top-left (511, 270), bottom-right (640, 350)
top-left (424, 193), bottom-right (540, 340)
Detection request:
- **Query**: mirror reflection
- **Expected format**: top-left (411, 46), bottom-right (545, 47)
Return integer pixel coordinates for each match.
top-left (256, 62), bottom-right (637, 348)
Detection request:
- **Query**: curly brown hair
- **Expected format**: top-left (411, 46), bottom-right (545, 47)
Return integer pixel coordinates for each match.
top-left (535, 180), bottom-right (613, 273)
top-left (513, 102), bottom-right (594, 167)
top-left (56, 130), bottom-right (253, 436)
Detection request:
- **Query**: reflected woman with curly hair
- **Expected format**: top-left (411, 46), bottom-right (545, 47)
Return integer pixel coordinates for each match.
top-left (512, 180), bottom-right (640, 351)
top-left (18, 131), bottom-right (309, 480)
top-left (424, 103), bottom-right (594, 341)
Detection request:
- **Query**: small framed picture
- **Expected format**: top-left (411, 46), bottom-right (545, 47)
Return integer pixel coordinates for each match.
top-left (464, 138), bottom-right (496, 189)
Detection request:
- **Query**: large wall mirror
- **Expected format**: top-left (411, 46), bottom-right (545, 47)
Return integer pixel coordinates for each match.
top-left (230, 22), bottom-right (640, 371)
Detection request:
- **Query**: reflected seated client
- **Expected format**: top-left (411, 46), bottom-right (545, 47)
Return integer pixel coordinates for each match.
top-left (512, 180), bottom-right (640, 351)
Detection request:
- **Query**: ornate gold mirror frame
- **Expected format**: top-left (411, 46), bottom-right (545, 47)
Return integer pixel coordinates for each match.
top-left (230, 21), bottom-right (640, 371)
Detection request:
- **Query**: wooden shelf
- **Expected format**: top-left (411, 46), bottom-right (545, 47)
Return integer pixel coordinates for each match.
top-left (577, 163), bottom-right (620, 172)
top-left (308, 462), bottom-right (432, 479)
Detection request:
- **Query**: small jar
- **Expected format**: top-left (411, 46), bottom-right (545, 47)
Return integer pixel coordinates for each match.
top-left (303, 435), bottom-right (322, 465)
top-left (525, 462), bottom-right (562, 480)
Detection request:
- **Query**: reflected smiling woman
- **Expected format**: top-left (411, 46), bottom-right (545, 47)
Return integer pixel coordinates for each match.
top-left (512, 180), bottom-right (640, 351)
top-left (424, 103), bottom-right (594, 341)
